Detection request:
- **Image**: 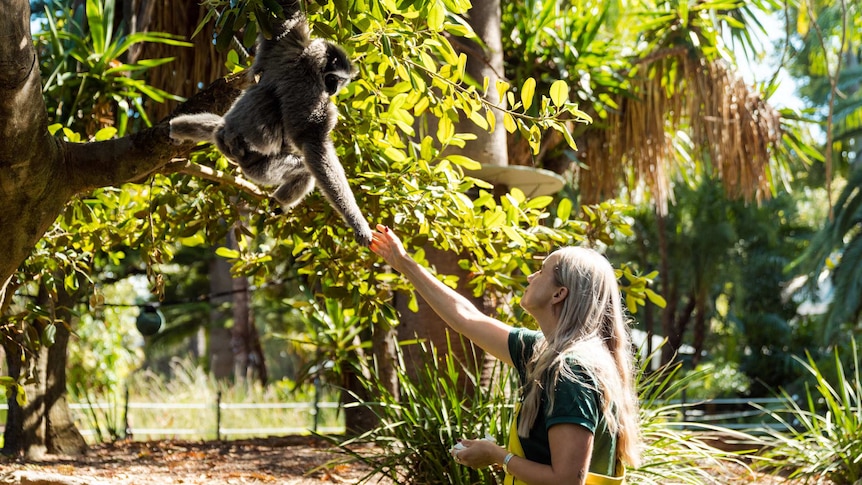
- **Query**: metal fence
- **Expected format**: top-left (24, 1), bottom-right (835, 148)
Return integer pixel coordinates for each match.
top-left (0, 396), bottom-right (792, 440)
top-left (672, 397), bottom-right (790, 431)
top-left (0, 396), bottom-right (345, 441)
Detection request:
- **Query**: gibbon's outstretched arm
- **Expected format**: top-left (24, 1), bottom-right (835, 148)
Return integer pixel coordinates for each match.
top-left (301, 135), bottom-right (372, 246)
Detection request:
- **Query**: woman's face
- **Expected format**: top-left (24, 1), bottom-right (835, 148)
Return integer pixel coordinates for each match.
top-left (521, 253), bottom-right (566, 324)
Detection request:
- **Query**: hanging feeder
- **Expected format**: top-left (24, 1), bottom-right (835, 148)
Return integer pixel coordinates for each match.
top-left (136, 304), bottom-right (164, 336)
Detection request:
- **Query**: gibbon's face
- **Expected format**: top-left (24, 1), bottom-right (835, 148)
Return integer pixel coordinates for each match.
top-left (520, 253), bottom-right (568, 331)
top-left (323, 44), bottom-right (354, 95)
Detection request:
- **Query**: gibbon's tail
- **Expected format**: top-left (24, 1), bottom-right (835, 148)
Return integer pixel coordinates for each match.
top-left (169, 113), bottom-right (224, 144)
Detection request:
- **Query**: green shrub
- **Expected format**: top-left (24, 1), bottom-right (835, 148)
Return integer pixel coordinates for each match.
top-left (759, 339), bottom-right (862, 484)
top-left (631, 358), bottom-right (764, 484)
top-left (333, 336), bottom-right (514, 484)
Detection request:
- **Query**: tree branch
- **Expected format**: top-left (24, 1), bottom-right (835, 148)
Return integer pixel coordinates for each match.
top-left (64, 71), bottom-right (251, 192)
top-left (162, 158), bottom-right (267, 199)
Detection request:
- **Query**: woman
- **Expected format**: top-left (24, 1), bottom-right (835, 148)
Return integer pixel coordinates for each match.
top-left (369, 224), bottom-right (641, 485)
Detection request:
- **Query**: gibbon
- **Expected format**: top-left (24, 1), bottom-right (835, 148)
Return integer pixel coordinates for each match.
top-left (170, 3), bottom-right (372, 246)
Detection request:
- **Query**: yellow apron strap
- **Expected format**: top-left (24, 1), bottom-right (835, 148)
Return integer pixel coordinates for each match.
top-left (504, 404), bottom-right (625, 485)
top-left (584, 465), bottom-right (625, 485)
top-left (504, 403), bottom-right (528, 485)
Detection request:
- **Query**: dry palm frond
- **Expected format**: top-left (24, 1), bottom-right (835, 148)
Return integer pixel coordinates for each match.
top-left (576, 52), bottom-right (782, 213)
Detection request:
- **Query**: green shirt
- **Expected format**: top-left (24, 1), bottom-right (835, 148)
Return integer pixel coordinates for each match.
top-left (508, 327), bottom-right (618, 476)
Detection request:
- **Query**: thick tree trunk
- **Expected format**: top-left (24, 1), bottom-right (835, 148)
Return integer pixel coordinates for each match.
top-left (395, 0), bottom-right (507, 387)
top-left (396, 246), bottom-right (487, 389)
top-left (17, 276), bottom-right (86, 459)
top-left (458, 0), bottom-right (507, 168)
top-left (0, 0), bottom-right (67, 293)
top-left (690, 287), bottom-right (708, 368)
top-left (229, 244), bottom-right (267, 385)
top-left (44, 330), bottom-right (87, 456)
top-left (2, 337), bottom-right (25, 456)
top-left (44, 284), bottom-right (87, 456)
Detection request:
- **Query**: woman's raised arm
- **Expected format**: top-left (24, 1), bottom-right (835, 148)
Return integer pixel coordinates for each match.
top-left (369, 224), bottom-right (513, 366)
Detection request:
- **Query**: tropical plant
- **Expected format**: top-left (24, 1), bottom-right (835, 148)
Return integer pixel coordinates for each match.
top-left (631, 348), bottom-right (765, 485)
top-left (791, 167), bottom-right (862, 342)
top-left (34, 0), bottom-right (191, 136)
top-left (780, 0), bottom-right (862, 343)
top-left (330, 335), bottom-right (514, 485)
top-left (758, 339), bottom-right (862, 485)
top-left (334, 339), bottom-right (768, 484)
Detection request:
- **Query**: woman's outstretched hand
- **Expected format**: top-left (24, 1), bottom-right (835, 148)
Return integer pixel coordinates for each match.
top-left (369, 224), bottom-right (411, 274)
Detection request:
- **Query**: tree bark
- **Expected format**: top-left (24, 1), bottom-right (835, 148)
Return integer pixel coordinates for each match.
top-left (0, 0), bottom-right (247, 302)
top-left (0, 0), bottom-right (66, 291)
top-left (44, 280), bottom-right (88, 456)
top-left (457, 0), bottom-right (507, 168)
top-left (15, 274), bottom-right (87, 459)
top-left (209, 247), bottom-right (236, 379)
top-left (1, 0), bottom-right (248, 452)
top-left (2, 334), bottom-right (25, 456)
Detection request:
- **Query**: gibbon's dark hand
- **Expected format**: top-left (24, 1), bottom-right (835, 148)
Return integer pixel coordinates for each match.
top-left (354, 225), bottom-right (373, 247)
top-left (369, 224), bottom-right (411, 273)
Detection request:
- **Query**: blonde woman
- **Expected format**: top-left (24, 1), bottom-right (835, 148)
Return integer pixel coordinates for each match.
top-left (369, 224), bottom-right (641, 485)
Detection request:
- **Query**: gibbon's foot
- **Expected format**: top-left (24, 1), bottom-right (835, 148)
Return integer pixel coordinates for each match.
top-left (267, 198), bottom-right (284, 216)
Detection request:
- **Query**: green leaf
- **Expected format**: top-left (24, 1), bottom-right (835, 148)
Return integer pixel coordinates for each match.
top-left (525, 195), bottom-right (553, 209)
top-left (521, 77), bottom-right (536, 111)
top-left (427, 0), bottom-right (445, 31)
top-left (645, 289), bottom-right (667, 308)
top-left (42, 324), bottom-right (57, 347)
top-left (446, 154), bottom-right (481, 170)
top-left (215, 247), bottom-right (240, 259)
top-left (495, 80), bottom-right (510, 104)
top-left (549, 80), bottom-right (568, 108)
top-left (557, 198), bottom-right (573, 221)
top-left (501, 226), bottom-right (526, 247)
top-left (94, 127), bottom-right (117, 141)
top-left (437, 116), bottom-right (455, 144)
top-left (503, 113), bottom-right (517, 133)
top-left (16, 384), bottom-right (27, 407)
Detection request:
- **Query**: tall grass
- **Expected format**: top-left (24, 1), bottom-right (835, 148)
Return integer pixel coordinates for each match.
top-left (72, 356), bottom-right (343, 442)
top-left (333, 336), bottom-right (514, 484)
top-left (631, 357), bottom-right (765, 485)
top-left (758, 339), bottom-right (862, 485)
top-left (335, 338), bottom-right (766, 484)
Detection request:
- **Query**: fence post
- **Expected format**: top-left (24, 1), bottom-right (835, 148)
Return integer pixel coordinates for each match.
top-left (216, 390), bottom-right (222, 441)
top-left (123, 385), bottom-right (131, 439)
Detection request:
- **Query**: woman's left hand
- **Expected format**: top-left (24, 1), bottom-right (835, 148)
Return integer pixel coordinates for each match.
top-left (450, 438), bottom-right (505, 468)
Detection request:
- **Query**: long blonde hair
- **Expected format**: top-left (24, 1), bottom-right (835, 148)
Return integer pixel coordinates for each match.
top-left (518, 246), bottom-right (641, 468)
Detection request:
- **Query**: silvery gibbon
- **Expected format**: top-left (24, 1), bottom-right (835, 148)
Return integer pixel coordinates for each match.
top-left (170, 1), bottom-right (372, 246)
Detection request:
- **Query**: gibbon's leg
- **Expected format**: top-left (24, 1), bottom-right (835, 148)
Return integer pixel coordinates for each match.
top-left (272, 163), bottom-right (315, 209)
top-left (228, 146), bottom-right (303, 189)
top-left (300, 136), bottom-right (372, 246)
top-left (221, 84), bottom-right (285, 159)
top-left (169, 113), bottom-right (223, 144)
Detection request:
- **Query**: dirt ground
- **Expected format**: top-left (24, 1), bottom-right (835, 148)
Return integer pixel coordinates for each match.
top-left (0, 435), bottom-right (823, 485)
top-left (0, 436), bottom-right (387, 485)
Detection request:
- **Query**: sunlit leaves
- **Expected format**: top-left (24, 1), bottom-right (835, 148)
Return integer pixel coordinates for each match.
top-left (549, 79), bottom-right (569, 107)
top-left (521, 77), bottom-right (537, 110)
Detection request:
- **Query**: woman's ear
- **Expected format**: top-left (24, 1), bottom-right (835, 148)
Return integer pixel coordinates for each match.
top-left (552, 286), bottom-right (568, 304)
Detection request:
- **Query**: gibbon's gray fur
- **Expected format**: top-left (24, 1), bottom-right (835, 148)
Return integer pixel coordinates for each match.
top-left (169, 5), bottom-right (372, 246)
